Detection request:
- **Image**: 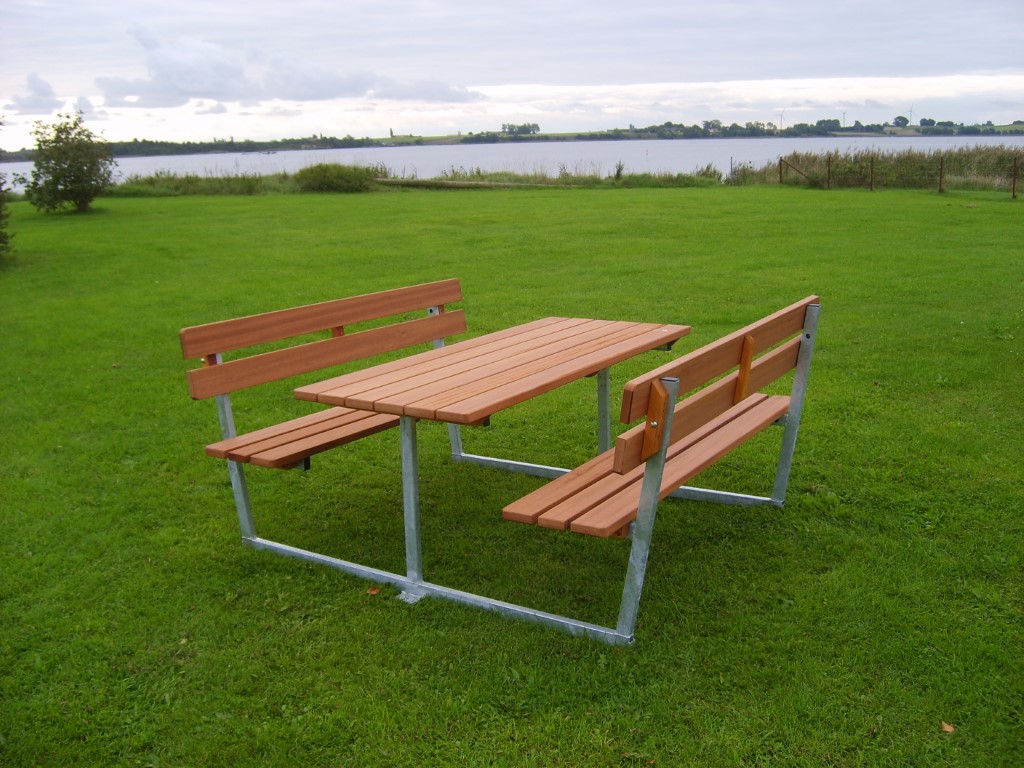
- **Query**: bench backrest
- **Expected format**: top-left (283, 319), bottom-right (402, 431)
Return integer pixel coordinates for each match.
top-left (614, 296), bottom-right (820, 472)
top-left (180, 279), bottom-right (466, 399)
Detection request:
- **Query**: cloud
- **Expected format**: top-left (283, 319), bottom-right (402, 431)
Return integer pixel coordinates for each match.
top-left (94, 28), bottom-right (483, 109)
top-left (98, 30), bottom-right (257, 107)
top-left (5, 73), bottom-right (64, 114)
top-left (195, 101), bottom-right (228, 115)
top-left (369, 79), bottom-right (484, 103)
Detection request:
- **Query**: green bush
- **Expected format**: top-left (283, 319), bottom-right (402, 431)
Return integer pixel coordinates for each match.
top-left (292, 163), bottom-right (380, 193)
top-left (21, 111), bottom-right (115, 212)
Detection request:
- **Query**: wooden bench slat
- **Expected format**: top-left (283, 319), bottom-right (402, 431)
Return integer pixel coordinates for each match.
top-left (205, 407), bottom-right (358, 457)
top-left (613, 337), bottom-right (801, 472)
top-left (215, 408), bottom-right (389, 459)
top-left (620, 295), bottom-right (818, 423)
top-left (180, 278), bottom-right (463, 358)
top-left (185, 279), bottom-right (465, 471)
top-left (188, 311), bottom-right (467, 399)
top-left (248, 413), bottom-right (400, 468)
top-left (205, 407), bottom-right (400, 468)
top-left (501, 450), bottom-right (617, 523)
top-left (569, 395), bottom-right (791, 537)
top-left (522, 394), bottom-right (774, 531)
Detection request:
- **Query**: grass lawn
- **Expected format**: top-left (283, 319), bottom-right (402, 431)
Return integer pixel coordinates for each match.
top-left (1, 187), bottom-right (1021, 766)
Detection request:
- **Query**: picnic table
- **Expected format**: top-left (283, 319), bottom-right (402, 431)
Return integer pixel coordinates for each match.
top-left (291, 316), bottom-right (689, 639)
top-left (184, 281), bottom-right (818, 644)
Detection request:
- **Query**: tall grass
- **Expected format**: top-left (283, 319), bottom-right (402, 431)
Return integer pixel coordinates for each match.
top-left (744, 145), bottom-right (1022, 191)
top-left (2, 188), bottom-right (1021, 766)
top-left (102, 146), bottom-right (1018, 196)
top-left (111, 168), bottom-right (292, 197)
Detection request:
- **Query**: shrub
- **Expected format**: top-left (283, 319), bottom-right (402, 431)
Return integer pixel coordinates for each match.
top-left (21, 111), bottom-right (115, 213)
top-left (292, 164), bottom-right (380, 193)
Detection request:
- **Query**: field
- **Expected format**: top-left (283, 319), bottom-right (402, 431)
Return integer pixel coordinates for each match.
top-left (1, 187), bottom-right (1021, 766)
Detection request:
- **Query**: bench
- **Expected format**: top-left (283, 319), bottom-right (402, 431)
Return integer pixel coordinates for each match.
top-left (502, 296), bottom-right (820, 641)
top-left (180, 279), bottom-right (466, 537)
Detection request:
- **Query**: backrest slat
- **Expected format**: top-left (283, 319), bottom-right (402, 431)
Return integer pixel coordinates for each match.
top-left (187, 311), bottom-right (466, 399)
top-left (613, 313), bottom-right (807, 473)
top-left (619, 295), bottom-right (818, 424)
top-left (180, 278), bottom-right (463, 359)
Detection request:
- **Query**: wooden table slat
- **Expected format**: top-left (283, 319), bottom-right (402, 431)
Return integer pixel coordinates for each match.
top-left (434, 324), bottom-right (688, 424)
top-left (298, 318), bottom-right (690, 426)
top-left (401, 323), bottom-right (665, 420)
top-left (333, 318), bottom-right (616, 409)
top-left (348, 321), bottom-right (649, 415)
top-left (294, 316), bottom-right (569, 402)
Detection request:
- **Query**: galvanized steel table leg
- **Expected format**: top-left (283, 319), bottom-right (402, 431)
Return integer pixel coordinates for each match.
top-left (597, 367), bottom-right (611, 452)
top-left (399, 415), bottom-right (425, 601)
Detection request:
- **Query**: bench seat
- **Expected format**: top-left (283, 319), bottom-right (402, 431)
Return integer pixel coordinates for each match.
top-left (504, 393), bottom-right (790, 537)
top-left (205, 407), bottom-right (400, 468)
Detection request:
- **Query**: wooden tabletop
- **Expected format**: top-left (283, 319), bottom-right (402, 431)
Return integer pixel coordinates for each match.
top-left (295, 317), bottom-right (690, 425)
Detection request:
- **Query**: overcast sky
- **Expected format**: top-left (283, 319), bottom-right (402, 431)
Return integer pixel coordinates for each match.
top-left (2, 0), bottom-right (1022, 150)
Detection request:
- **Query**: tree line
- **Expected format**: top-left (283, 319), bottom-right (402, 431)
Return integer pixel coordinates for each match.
top-left (2, 133), bottom-right (377, 162)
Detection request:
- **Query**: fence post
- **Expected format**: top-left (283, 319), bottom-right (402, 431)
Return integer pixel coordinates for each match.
top-left (870, 157), bottom-right (875, 191)
top-left (938, 156), bottom-right (945, 194)
top-left (1013, 156), bottom-right (1019, 200)
top-left (827, 155), bottom-right (832, 190)
top-left (778, 157), bottom-right (784, 185)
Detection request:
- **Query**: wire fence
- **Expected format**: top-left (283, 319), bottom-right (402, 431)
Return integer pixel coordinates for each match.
top-left (730, 146), bottom-right (1021, 197)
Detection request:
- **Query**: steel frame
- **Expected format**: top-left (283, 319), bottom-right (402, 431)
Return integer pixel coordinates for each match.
top-left (212, 304), bottom-right (819, 644)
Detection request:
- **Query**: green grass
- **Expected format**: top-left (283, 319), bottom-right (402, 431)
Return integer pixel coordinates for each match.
top-left (1, 187), bottom-right (1021, 766)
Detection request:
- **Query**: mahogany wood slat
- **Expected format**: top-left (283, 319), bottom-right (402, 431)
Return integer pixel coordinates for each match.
top-left (293, 317), bottom-right (570, 402)
top-left (612, 337), bottom-right (801, 473)
top-left (188, 311), bottom-right (466, 399)
top-left (180, 278), bottom-right (462, 358)
top-left (341, 319), bottom-right (629, 415)
top-left (619, 295), bottom-right (818, 423)
top-left (502, 297), bottom-right (819, 539)
top-left (247, 413), bottom-right (400, 468)
top-left (182, 279), bottom-right (464, 471)
top-left (568, 396), bottom-right (791, 537)
top-left (433, 323), bottom-right (689, 424)
top-left (298, 320), bottom-right (691, 425)
top-left (503, 393), bottom-right (774, 529)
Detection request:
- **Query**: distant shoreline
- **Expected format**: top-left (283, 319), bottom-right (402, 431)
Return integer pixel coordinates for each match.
top-left (3, 122), bottom-right (1022, 162)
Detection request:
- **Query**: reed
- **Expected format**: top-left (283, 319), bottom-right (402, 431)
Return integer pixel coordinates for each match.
top-left (750, 145), bottom-right (1021, 191)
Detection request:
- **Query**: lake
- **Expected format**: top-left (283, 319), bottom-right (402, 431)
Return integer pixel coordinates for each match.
top-left (3, 135), bottom-right (1022, 191)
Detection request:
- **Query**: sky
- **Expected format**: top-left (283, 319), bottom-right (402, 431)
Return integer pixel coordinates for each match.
top-left (2, 0), bottom-right (1023, 151)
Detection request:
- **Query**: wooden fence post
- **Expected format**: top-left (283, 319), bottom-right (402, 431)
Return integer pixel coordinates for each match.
top-left (1013, 156), bottom-right (1019, 200)
top-left (938, 156), bottom-right (945, 194)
